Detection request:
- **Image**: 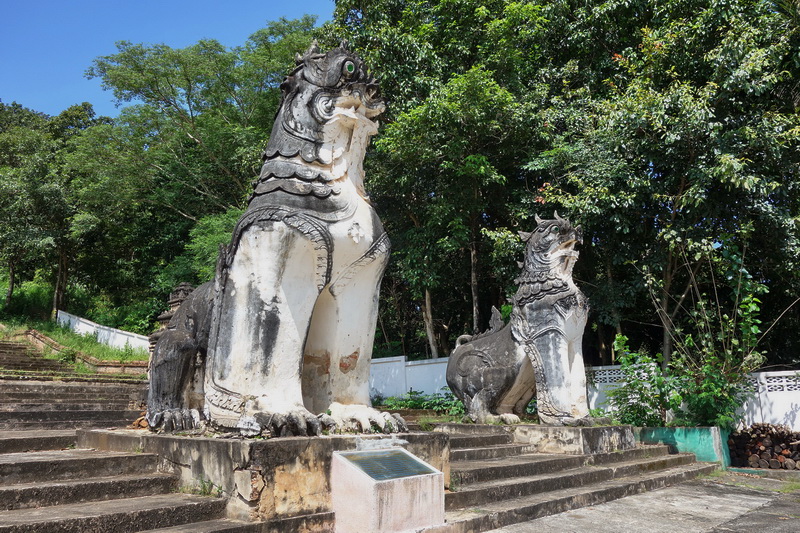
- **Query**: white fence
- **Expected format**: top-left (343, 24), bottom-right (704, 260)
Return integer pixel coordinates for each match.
top-left (370, 356), bottom-right (450, 399)
top-left (56, 310), bottom-right (150, 352)
top-left (52, 311), bottom-right (799, 430)
top-left (369, 357), bottom-right (800, 431)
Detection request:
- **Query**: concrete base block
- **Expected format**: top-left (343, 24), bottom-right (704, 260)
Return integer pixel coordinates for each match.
top-left (332, 448), bottom-right (444, 532)
top-left (635, 426), bottom-right (731, 465)
top-left (511, 424), bottom-right (636, 454)
top-left (77, 429), bottom-right (449, 523)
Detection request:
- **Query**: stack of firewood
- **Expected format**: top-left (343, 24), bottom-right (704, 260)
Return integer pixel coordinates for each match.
top-left (728, 423), bottom-right (800, 469)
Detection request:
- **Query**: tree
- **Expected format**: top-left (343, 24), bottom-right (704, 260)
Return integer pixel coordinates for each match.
top-left (0, 103), bottom-right (52, 306)
top-left (325, 1), bottom-right (545, 356)
top-left (532, 0), bottom-right (800, 366)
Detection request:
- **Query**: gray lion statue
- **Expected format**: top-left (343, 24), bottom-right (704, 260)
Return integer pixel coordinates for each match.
top-left (446, 212), bottom-right (596, 426)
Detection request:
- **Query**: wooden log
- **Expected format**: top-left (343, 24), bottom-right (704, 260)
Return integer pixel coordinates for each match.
top-left (785, 458), bottom-right (796, 470)
top-left (759, 459), bottom-right (770, 469)
top-left (769, 458), bottom-right (781, 469)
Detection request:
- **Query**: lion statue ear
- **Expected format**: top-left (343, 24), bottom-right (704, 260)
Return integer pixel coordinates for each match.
top-left (518, 231), bottom-right (532, 242)
top-left (534, 214), bottom-right (544, 225)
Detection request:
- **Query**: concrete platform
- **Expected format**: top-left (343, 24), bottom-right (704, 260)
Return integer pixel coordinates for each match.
top-left (484, 471), bottom-right (800, 532)
top-left (436, 423), bottom-right (636, 455)
top-left (78, 428), bottom-right (449, 525)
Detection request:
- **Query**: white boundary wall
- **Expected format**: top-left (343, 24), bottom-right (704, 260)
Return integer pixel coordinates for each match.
top-left (370, 357), bottom-right (800, 431)
top-left (56, 310), bottom-right (150, 352)
top-left (53, 312), bottom-right (798, 430)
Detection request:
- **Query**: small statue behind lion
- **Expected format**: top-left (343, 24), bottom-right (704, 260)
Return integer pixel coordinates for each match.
top-left (447, 212), bottom-right (601, 426)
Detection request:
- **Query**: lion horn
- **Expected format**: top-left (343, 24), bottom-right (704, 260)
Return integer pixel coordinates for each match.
top-left (296, 41), bottom-right (321, 63)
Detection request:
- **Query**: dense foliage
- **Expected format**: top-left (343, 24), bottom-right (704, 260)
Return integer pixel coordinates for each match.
top-left (1, 2), bottom-right (799, 385)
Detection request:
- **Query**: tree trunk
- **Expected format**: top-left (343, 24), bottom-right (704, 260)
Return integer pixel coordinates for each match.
top-left (661, 321), bottom-right (673, 369)
top-left (422, 288), bottom-right (439, 359)
top-left (5, 262), bottom-right (15, 308)
top-left (658, 254), bottom-right (675, 370)
top-left (470, 234), bottom-right (480, 334)
top-left (51, 249), bottom-right (68, 319)
top-left (597, 326), bottom-right (608, 365)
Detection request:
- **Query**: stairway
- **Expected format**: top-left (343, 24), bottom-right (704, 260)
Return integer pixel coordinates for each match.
top-left (425, 424), bottom-right (717, 532)
top-left (0, 340), bottom-right (68, 373)
top-left (0, 379), bottom-right (148, 430)
top-left (0, 431), bottom-right (254, 532)
top-left (0, 339), bottom-right (148, 382)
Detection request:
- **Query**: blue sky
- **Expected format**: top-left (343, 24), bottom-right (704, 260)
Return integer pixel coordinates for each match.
top-left (0, 0), bottom-right (335, 118)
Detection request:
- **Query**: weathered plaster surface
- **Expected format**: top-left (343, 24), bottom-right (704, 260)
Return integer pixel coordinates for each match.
top-left (77, 429), bottom-right (449, 522)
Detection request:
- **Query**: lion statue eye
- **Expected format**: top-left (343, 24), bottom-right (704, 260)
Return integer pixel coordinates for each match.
top-left (550, 225), bottom-right (560, 234)
top-left (343, 60), bottom-right (356, 77)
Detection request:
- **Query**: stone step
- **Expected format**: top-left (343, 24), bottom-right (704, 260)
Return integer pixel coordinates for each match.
top-left (137, 510), bottom-right (337, 532)
top-left (0, 373), bottom-right (147, 383)
top-left (446, 452), bottom-right (700, 511)
top-left (586, 444), bottom-right (672, 465)
top-left (427, 463), bottom-right (718, 533)
top-left (0, 430), bottom-right (77, 453)
top-left (0, 472), bottom-right (178, 510)
top-left (0, 388), bottom-right (147, 402)
top-left (0, 390), bottom-right (145, 401)
top-left (0, 418), bottom-right (135, 430)
top-left (0, 362), bottom-right (68, 370)
top-left (451, 444), bottom-right (673, 485)
top-left (0, 354), bottom-right (58, 360)
top-left (0, 402), bottom-right (136, 412)
top-left (0, 409), bottom-right (141, 421)
top-left (0, 410), bottom-right (141, 430)
top-left (137, 519), bottom-right (263, 532)
top-left (449, 433), bottom-right (513, 449)
top-left (436, 423), bottom-right (510, 436)
top-left (0, 449), bottom-right (158, 484)
top-left (0, 493), bottom-right (227, 533)
top-left (0, 380), bottom-right (148, 393)
top-left (601, 452), bottom-right (697, 477)
top-left (451, 453), bottom-right (587, 486)
top-left (446, 464), bottom-right (612, 511)
top-left (450, 443), bottom-right (534, 462)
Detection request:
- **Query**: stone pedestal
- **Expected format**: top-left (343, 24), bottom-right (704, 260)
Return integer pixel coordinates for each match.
top-left (332, 448), bottom-right (444, 532)
top-left (77, 429), bottom-right (449, 526)
top-left (512, 424), bottom-right (636, 454)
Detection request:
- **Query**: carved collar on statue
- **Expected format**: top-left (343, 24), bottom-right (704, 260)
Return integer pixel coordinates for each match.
top-left (513, 213), bottom-right (583, 306)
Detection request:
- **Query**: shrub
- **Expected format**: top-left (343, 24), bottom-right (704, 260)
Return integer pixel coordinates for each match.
top-left (607, 335), bottom-right (683, 427)
top-left (378, 389), bottom-right (465, 417)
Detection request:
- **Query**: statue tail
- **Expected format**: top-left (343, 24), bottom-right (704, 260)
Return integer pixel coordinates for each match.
top-left (455, 334), bottom-right (473, 348)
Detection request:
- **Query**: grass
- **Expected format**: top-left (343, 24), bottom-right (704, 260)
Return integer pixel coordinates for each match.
top-left (178, 478), bottom-right (224, 498)
top-left (0, 317), bottom-right (149, 362)
top-left (778, 481), bottom-right (800, 493)
top-left (418, 415), bottom-right (463, 430)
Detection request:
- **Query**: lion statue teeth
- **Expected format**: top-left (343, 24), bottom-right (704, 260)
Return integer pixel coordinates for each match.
top-left (147, 42), bottom-right (406, 437)
top-left (447, 212), bottom-right (596, 426)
